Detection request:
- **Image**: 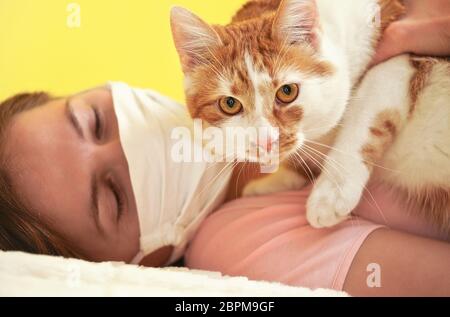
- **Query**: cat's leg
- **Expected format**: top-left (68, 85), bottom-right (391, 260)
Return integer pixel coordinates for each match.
top-left (307, 56), bottom-right (416, 228)
top-left (243, 163), bottom-right (307, 197)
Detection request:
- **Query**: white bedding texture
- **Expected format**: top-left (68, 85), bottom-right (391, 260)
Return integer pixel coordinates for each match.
top-left (0, 251), bottom-right (346, 297)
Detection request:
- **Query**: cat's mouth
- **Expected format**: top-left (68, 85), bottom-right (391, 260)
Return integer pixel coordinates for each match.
top-left (234, 134), bottom-right (302, 165)
top-left (230, 144), bottom-right (280, 164)
top-left (199, 126), bottom-right (304, 167)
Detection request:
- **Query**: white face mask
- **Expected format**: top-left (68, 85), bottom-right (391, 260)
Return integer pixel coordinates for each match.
top-left (109, 82), bottom-right (232, 265)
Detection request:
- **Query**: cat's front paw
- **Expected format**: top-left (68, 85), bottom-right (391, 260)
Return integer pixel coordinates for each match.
top-left (306, 177), bottom-right (363, 228)
top-left (243, 167), bottom-right (307, 197)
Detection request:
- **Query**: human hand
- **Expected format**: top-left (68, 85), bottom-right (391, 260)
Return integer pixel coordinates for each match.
top-left (372, 0), bottom-right (450, 65)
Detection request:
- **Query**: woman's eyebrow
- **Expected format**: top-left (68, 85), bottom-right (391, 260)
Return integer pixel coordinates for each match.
top-left (90, 176), bottom-right (105, 237)
top-left (65, 99), bottom-right (85, 140)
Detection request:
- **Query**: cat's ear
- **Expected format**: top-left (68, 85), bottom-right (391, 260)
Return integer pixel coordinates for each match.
top-left (272, 0), bottom-right (318, 47)
top-left (170, 6), bottom-right (222, 73)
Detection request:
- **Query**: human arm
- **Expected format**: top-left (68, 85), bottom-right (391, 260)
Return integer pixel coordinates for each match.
top-left (373, 0), bottom-right (450, 65)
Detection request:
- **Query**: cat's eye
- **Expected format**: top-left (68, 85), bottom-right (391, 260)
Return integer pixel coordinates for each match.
top-left (276, 84), bottom-right (300, 105)
top-left (218, 97), bottom-right (243, 115)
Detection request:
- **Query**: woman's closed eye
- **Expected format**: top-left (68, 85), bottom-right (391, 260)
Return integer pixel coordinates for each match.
top-left (66, 99), bottom-right (107, 143)
top-left (108, 177), bottom-right (125, 223)
top-left (94, 175), bottom-right (127, 233)
top-left (91, 105), bottom-right (105, 141)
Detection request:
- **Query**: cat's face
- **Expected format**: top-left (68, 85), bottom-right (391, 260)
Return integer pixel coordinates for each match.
top-left (171, 0), bottom-right (350, 163)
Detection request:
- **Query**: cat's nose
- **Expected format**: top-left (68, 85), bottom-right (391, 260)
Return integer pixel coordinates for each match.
top-left (253, 135), bottom-right (279, 152)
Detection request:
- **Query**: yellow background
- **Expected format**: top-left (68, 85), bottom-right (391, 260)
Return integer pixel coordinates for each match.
top-left (0, 0), bottom-right (246, 102)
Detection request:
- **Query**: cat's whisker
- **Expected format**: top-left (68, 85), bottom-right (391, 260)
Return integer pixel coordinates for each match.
top-left (190, 31), bottom-right (232, 85)
top-left (273, 34), bottom-right (290, 72)
top-left (203, 149), bottom-right (249, 168)
top-left (300, 146), bottom-right (365, 229)
top-left (194, 161), bottom-right (235, 200)
top-left (288, 156), bottom-right (301, 176)
top-left (235, 162), bottom-right (247, 198)
top-left (300, 147), bottom-right (361, 225)
top-left (301, 145), bottom-right (365, 219)
top-left (360, 187), bottom-right (389, 225)
top-left (298, 147), bottom-right (346, 198)
top-left (305, 140), bottom-right (393, 174)
top-left (200, 150), bottom-right (238, 176)
top-left (302, 146), bottom-right (348, 188)
top-left (204, 46), bottom-right (228, 80)
top-left (302, 144), bottom-right (389, 224)
top-left (295, 155), bottom-right (315, 185)
top-left (304, 139), bottom-right (401, 174)
top-left (289, 152), bottom-right (315, 185)
top-left (303, 143), bottom-right (371, 191)
top-left (202, 61), bottom-right (227, 82)
top-left (274, 38), bottom-right (293, 73)
top-left (201, 153), bottom-right (236, 172)
top-left (181, 40), bottom-right (228, 83)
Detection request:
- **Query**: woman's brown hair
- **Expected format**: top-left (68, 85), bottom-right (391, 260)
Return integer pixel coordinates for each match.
top-left (0, 93), bottom-right (82, 258)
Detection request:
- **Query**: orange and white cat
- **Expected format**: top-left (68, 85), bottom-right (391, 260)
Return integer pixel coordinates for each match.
top-left (170, 0), bottom-right (450, 233)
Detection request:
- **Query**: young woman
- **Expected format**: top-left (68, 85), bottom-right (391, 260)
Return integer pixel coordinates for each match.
top-left (1, 0), bottom-right (449, 296)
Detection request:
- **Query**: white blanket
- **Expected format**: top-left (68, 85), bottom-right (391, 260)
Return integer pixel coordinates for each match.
top-left (0, 251), bottom-right (347, 297)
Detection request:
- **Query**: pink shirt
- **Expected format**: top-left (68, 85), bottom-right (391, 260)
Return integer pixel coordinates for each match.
top-left (185, 185), bottom-right (447, 290)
